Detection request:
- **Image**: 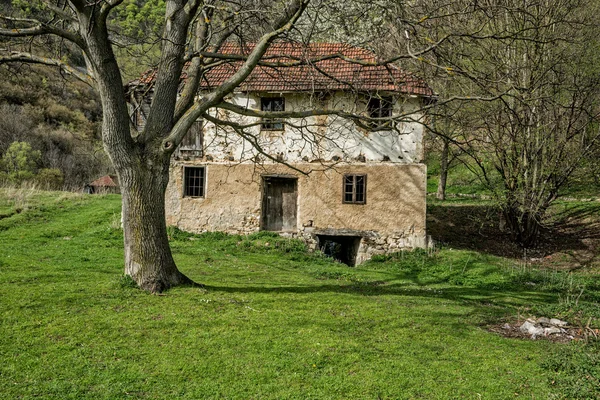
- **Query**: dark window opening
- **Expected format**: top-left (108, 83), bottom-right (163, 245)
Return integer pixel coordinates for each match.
top-left (343, 174), bottom-right (367, 204)
top-left (261, 97), bottom-right (285, 130)
top-left (367, 97), bottom-right (393, 128)
top-left (183, 166), bottom-right (206, 197)
top-left (317, 235), bottom-right (362, 266)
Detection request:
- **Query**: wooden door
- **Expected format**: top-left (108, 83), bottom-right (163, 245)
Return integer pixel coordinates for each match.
top-left (262, 177), bottom-right (297, 231)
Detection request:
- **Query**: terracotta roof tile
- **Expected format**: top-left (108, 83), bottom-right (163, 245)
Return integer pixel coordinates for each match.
top-left (137, 42), bottom-right (433, 96)
top-left (90, 175), bottom-right (118, 187)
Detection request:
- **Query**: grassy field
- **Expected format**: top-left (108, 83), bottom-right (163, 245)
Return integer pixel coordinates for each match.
top-left (1, 188), bottom-right (599, 399)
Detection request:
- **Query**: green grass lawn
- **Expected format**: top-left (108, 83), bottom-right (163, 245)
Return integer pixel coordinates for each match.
top-left (0, 189), bottom-right (598, 399)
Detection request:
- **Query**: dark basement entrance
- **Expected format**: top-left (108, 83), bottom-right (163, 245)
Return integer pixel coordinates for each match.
top-left (317, 235), bottom-right (362, 266)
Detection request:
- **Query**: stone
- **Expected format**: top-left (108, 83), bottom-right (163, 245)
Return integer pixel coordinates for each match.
top-left (537, 317), bottom-right (551, 326)
top-left (549, 318), bottom-right (568, 327)
top-left (519, 320), bottom-right (544, 337)
top-left (544, 327), bottom-right (562, 335)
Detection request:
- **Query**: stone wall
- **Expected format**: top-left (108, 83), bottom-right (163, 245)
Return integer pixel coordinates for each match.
top-left (291, 227), bottom-right (428, 265)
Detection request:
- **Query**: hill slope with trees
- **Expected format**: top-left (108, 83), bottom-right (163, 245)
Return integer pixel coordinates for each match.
top-left (0, 61), bottom-right (110, 189)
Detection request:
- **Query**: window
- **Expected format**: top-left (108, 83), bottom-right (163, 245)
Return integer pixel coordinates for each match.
top-left (179, 119), bottom-right (203, 158)
top-left (367, 97), bottom-right (393, 128)
top-left (261, 97), bottom-right (285, 130)
top-left (183, 166), bottom-right (206, 197)
top-left (343, 174), bottom-right (367, 204)
top-left (130, 101), bottom-right (148, 132)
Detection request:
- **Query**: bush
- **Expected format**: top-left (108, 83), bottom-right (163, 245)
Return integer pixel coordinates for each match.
top-left (35, 168), bottom-right (64, 190)
top-left (1, 141), bottom-right (40, 185)
top-left (43, 102), bottom-right (74, 126)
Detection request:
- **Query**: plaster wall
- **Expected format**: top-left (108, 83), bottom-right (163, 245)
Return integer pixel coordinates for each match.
top-left (198, 91), bottom-right (425, 164)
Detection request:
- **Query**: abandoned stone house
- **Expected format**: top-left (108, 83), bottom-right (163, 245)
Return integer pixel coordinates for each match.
top-left (128, 42), bottom-right (433, 265)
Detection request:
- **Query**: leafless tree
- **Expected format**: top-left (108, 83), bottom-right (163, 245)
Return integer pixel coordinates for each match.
top-left (408, 0), bottom-right (600, 246)
top-left (0, 0), bottom-right (318, 292)
top-left (0, 0), bottom-right (443, 291)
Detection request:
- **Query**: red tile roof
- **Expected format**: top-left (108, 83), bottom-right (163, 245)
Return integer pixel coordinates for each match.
top-left (90, 175), bottom-right (118, 187)
top-left (137, 42), bottom-right (433, 96)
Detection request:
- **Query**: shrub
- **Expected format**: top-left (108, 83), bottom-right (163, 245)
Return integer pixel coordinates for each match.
top-left (1, 141), bottom-right (41, 185)
top-left (43, 102), bottom-right (74, 126)
top-left (35, 168), bottom-right (64, 190)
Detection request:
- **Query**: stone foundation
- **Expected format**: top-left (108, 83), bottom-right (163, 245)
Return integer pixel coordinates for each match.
top-left (287, 227), bottom-right (427, 265)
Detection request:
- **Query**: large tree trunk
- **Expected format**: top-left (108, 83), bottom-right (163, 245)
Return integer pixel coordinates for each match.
top-left (120, 154), bottom-right (194, 292)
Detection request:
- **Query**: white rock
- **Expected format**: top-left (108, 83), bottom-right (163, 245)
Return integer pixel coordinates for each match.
top-left (549, 318), bottom-right (568, 327)
top-left (519, 320), bottom-right (544, 336)
top-left (544, 327), bottom-right (562, 335)
top-left (537, 317), bottom-right (551, 325)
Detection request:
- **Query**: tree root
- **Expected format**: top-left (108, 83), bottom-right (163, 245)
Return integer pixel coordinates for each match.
top-left (136, 271), bottom-right (203, 293)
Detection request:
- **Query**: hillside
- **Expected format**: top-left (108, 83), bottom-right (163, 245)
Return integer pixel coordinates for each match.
top-left (0, 62), bottom-right (111, 189)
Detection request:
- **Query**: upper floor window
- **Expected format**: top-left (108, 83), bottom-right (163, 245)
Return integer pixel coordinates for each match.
top-left (178, 119), bottom-right (203, 158)
top-left (183, 166), bottom-right (206, 197)
top-left (343, 174), bottom-right (367, 204)
top-left (261, 97), bottom-right (285, 130)
top-left (367, 97), bottom-right (393, 127)
top-left (129, 97), bottom-right (150, 132)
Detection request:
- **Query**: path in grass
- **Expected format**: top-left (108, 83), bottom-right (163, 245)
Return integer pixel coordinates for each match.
top-left (0, 190), bottom-right (568, 398)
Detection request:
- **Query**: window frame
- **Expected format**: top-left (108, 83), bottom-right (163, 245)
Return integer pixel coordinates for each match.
top-left (177, 119), bottom-right (204, 159)
top-left (343, 174), bottom-right (367, 205)
top-left (183, 166), bottom-right (207, 198)
top-left (367, 96), bottom-right (394, 128)
top-left (260, 97), bottom-right (285, 131)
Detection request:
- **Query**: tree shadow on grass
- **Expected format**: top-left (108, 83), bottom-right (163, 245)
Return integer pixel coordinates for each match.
top-left (202, 261), bottom-right (558, 319)
top-left (204, 282), bottom-right (554, 304)
top-left (202, 281), bottom-right (556, 339)
top-left (197, 243), bottom-right (570, 312)
top-left (427, 202), bottom-right (600, 269)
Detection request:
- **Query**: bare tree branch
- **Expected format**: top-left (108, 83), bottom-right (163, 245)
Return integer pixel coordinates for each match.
top-left (140, 0), bottom-right (203, 143)
top-left (99, 0), bottom-right (125, 22)
top-left (43, 2), bottom-right (78, 22)
top-left (0, 15), bottom-right (83, 46)
top-left (0, 51), bottom-right (95, 86)
top-left (163, 0), bottom-right (311, 150)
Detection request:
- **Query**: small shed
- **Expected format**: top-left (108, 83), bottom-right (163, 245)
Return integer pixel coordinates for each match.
top-left (84, 175), bottom-right (120, 194)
